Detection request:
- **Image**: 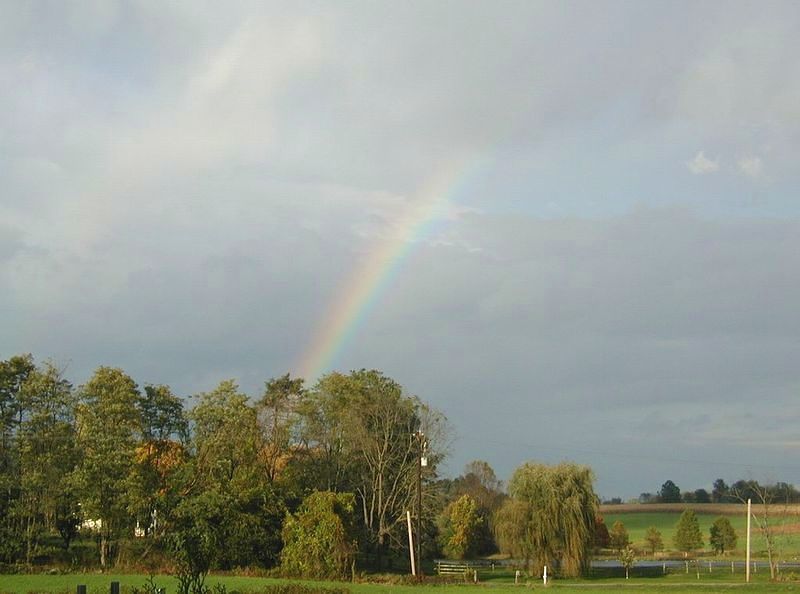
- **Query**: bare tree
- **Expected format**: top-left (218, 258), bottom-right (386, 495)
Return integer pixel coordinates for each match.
top-left (734, 482), bottom-right (780, 580)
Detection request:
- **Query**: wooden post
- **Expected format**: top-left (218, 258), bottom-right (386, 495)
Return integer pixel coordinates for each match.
top-left (406, 511), bottom-right (416, 576)
top-left (746, 498), bottom-right (751, 583)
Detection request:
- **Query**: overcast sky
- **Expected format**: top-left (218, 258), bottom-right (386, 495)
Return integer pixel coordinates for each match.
top-left (2, 1), bottom-right (799, 498)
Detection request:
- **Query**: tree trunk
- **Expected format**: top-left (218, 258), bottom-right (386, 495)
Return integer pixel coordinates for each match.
top-left (100, 532), bottom-right (107, 567)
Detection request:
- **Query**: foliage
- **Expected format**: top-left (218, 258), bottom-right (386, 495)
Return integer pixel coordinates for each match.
top-left (497, 461), bottom-right (597, 577)
top-left (643, 526), bottom-right (663, 555)
top-left (439, 494), bottom-right (483, 559)
top-left (608, 520), bottom-right (629, 552)
top-left (281, 491), bottom-right (357, 579)
top-left (257, 374), bottom-right (305, 483)
top-left (618, 545), bottom-right (636, 579)
top-left (673, 509), bottom-right (703, 553)
top-left (593, 516), bottom-right (610, 549)
top-left (15, 362), bottom-right (76, 563)
top-left (73, 366), bottom-right (142, 566)
top-left (659, 480), bottom-right (681, 503)
top-left (708, 516), bottom-right (737, 554)
top-left (712, 478), bottom-right (730, 503)
top-left (298, 370), bottom-right (449, 563)
top-left (190, 380), bottom-right (261, 488)
top-left (440, 461), bottom-right (504, 555)
top-left (168, 490), bottom-right (227, 594)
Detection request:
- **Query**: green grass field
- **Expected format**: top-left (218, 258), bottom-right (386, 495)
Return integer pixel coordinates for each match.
top-left (601, 509), bottom-right (800, 558)
top-left (1, 572), bottom-right (800, 594)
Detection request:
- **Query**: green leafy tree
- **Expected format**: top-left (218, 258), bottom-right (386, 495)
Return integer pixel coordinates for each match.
top-left (440, 494), bottom-right (483, 559)
top-left (0, 354), bottom-right (36, 561)
top-left (674, 509), bottom-right (703, 554)
top-left (693, 488), bottom-right (711, 503)
top-left (712, 478), bottom-right (730, 503)
top-left (281, 491), bottom-right (357, 579)
top-left (257, 374), bottom-right (305, 483)
top-left (709, 516), bottom-right (737, 555)
top-left (16, 362), bottom-right (76, 563)
top-left (130, 384), bottom-right (188, 538)
top-left (73, 367), bottom-right (141, 566)
top-left (216, 483), bottom-right (285, 569)
top-left (495, 461), bottom-right (597, 577)
top-left (609, 520), bottom-right (629, 552)
top-left (190, 380), bottom-right (261, 489)
top-left (659, 480), bottom-right (681, 503)
top-left (298, 370), bottom-right (449, 564)
top-left (169, 490), bottom-right (227, 594)
top-left (445, 460), bottom-right (504, 555)
top-left (183, 380), bottom-right (285, 569)
top-left (644, 526), bottom-right (663, 555)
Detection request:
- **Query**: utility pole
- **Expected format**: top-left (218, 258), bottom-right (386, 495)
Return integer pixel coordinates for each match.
top-left (414, 430), bottom-right (427, 580)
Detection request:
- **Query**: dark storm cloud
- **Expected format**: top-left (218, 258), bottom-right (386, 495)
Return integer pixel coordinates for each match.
top-left (1, 1), bottom-right (799, 496)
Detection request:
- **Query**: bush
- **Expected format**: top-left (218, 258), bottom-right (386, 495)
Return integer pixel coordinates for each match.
top-left (281, 492), bottom-right (357, 579)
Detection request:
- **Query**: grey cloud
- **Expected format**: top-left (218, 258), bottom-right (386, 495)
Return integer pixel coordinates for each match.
top-left (2, 1), bottom-right (800, 497)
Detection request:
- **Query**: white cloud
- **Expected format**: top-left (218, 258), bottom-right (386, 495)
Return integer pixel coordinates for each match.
top-left (738, 155), bottom-right (763, 178)
top-left (687, 151), bottom-right (720, 174)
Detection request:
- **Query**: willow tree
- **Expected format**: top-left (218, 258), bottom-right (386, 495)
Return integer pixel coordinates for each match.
top-left (496, 462), bottom-right (597, 577)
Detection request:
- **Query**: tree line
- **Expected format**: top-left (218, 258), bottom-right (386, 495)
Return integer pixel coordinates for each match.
top-left (0, 353), bottom-right (603, 583)
top-left (634, 478), bottom-right (800, 505)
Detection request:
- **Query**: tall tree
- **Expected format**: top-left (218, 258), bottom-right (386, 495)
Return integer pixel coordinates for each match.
top-left (130, 384), bottom-right (188, 537)
top-left (16, 362), bottom-right (76, 564)
top-left (496, 461), bottom-right (597, 577)
top-left (673, 509), bottom-right (703, 554)
top-left (709, 517), bottom-right (737, 555)
top-left (439, 494), bottom-right (483, 559)
top-left (0, 354), bottom-right (36, 560)
top-left (73, 367), bottom-right (141, 566)
top-left (189, 380), bottom-right (261, 489)
top-left (644, 526), bottom-right (663, 555)
top-left (257, 374), bottom-right (304, 483)
top-left (659, 480), bottom-right (681, 503)
top-left (299, 370), bottom-right (449, 562)
top-left (609, 520), bottom-right (629, 552)
top-left (445, 460), bottom-right (504, 555)
top-left (712, 478), bottom-right (730, 503)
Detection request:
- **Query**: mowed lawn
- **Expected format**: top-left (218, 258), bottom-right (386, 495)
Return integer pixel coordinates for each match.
top-left (2, 573), bottom-right (800, 594)
top-left (601, 508), bottom-right (800, 557)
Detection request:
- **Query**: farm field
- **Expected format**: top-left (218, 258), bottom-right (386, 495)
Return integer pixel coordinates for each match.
top-left (601, 507), bottom-right (800, 558)
top-left (2, 572), bottom-right (800, 594)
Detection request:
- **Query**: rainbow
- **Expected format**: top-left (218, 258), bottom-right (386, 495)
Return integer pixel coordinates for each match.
top-left (296, 156), bottom-right (485, 381)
